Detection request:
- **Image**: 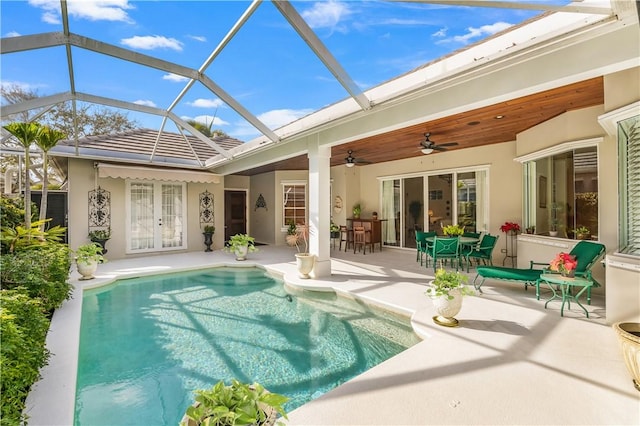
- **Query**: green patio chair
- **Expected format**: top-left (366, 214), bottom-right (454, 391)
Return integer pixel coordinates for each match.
top-left (428, 236), bottom-right (461, 272)
top-left (473, 240), bottom-right (606, 301)
top-left (464, 234), bottom-right (499, 272)
top-left (416, 231), bottom-right (436, 267)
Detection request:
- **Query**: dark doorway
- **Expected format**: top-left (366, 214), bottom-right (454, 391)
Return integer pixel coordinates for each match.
top-left (224, 190), bottom-right (247, 242)
top-left (30, 191), bottom-right (68, 243)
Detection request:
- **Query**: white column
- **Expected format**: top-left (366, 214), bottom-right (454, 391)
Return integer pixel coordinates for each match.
top-left (308, 138), bottom-right (331, 278)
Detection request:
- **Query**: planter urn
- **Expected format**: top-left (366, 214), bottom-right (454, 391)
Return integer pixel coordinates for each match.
top-left (234, 245), bottom-right (249, 261)
top-left (202, 232), bottom-right (214, 252)
top-left (430, 288), bottom-right (463, 327)
top-left (613, 322), bottom-right (640, 392)
top-left (295, 253), bottom-right (315, 279)
top-left (76, 259), bottom-right (98, 280)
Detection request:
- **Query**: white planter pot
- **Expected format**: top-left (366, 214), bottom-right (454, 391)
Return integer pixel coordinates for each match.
top-left (613, 322), bottom-right (640, 392)
top-left (234, 245), bottom-right (249, 261)
top-left (76, 259), bottom-right (98, 280)
top-left (430, 288), bottom-right (463, 327)
top-left (549, 231), bottom-right (558, 237)
top-left (295, 253), bottom-right (315, 279)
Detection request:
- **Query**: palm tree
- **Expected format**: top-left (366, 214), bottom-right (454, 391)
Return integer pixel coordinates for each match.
top-left (2, 122), bottom-right (43, 228)
top-left (35, 126), bottom-right (67, 230)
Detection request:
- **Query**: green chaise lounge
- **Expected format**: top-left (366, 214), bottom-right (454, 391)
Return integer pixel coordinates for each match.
top-left (473, 240), bottom-right (606, 301)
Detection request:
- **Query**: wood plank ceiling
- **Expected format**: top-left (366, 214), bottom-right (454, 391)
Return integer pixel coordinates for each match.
top-left (237, 76), bottom-right (603, 176)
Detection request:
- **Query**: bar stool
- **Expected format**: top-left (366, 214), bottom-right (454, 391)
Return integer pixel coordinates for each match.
top-left (339, 225), bottom-right (353, 251)
top-left (353, 226), bottom-right (367, 254)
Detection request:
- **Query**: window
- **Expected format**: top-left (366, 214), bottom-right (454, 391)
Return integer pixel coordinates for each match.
top-left (618, 114), bottom-right (640, 255)
top-left (521, 141), bottom-right (599, 239)
top-left (283, 183), bottom-right (306, 227)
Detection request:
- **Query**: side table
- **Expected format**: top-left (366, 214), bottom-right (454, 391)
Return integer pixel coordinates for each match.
top-left (540, 273), bottom-right (594, 318)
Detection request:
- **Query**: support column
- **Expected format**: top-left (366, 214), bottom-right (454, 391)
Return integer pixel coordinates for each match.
top-left (308, 139), bottom-right (331, 278)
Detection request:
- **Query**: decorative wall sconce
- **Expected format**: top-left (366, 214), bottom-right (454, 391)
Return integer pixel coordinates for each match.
top-left (255, 193), bottom-right (267, 211)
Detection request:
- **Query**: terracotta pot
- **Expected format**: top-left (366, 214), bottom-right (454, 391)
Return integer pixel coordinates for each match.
top-left (613, 322), bottom-right (640, 392)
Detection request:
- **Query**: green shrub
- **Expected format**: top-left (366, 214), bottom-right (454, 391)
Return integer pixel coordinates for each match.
top-left (0, 244), bottom-right (72, 313)
top-left (0, 290), bottom-right (51, 426)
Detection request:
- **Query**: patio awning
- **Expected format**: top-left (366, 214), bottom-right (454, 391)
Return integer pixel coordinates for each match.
top-left (96, 163), bottom-right (221, 184)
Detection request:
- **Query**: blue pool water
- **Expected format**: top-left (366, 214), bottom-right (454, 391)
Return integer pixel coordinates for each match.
top-left (75, 267), bottom-right (419, 425)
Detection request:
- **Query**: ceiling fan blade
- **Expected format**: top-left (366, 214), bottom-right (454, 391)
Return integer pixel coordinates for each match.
top-left (438, 142), bottom-right (458, 147)
top-left (432, 145), bottom-right (448, 151)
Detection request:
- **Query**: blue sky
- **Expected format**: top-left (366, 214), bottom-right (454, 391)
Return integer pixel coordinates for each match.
top-left (1, 1), bottom-right (547, 141)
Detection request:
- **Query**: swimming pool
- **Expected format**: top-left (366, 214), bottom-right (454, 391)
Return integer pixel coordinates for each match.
top-left (75, 267), bottom-right (419, 425)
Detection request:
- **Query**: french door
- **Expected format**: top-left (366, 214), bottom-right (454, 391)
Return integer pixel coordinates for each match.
top-left (126, 181), bottom-right (186, 253)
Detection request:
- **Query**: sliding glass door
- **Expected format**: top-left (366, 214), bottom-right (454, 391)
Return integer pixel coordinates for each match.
top-left (381, 168), bottom-right (488, 248)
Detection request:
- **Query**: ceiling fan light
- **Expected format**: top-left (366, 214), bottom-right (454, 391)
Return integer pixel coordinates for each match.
top-left (421, 148), bottom-right (434, 155)
top-left (345, 162), bottom-right (355, 168)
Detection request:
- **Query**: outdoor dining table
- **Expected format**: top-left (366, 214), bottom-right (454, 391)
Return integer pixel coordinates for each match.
top-left (425, 236), bottom-right (480, 269)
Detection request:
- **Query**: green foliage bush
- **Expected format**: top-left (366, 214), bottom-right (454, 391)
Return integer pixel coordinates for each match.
top-left (0, 290), bottom-right (51, 426)
top-left (0, 243), bottom-right (72, 313)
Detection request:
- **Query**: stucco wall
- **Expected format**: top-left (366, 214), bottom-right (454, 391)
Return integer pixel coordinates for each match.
top-left (250, 172), bottom-right (275, 245)
top-left (67, 158), bottom-right (226, 260)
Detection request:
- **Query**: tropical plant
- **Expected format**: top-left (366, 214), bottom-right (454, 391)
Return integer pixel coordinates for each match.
top-left (225, 234), bottom-right (258, 255)
top-left (575, 225), bottom-right (590, 235)
top-left (74, 242), bottom-right (105, 264)
top-left (0, 290), bottom-right (51, 426)
top-left (286, 221), bottom-right (297, 236)
top-left (34, 126), bottom-right (67, 230)
top-left (442, 224), bottom-right (464, 236)
top-left (2, 122), bottom-right (43, 229)
top-left (1, 243), bottom-right (73, 312)
top-left (295, 224), bottom-right (309, 254)
top-left (181, 379), bottom-right (289, 426)
top-left (202, 225), bottom-right (215, 234)
top-left (425, 267), bottom-right (475, 300)
top-left (1, 219), bottom-right (66, 254)
top-left (89, 228), bottom-right (111, 240)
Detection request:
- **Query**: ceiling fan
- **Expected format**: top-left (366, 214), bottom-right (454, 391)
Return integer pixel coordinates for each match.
top-left (420, 133), bottom-right (458, 154)
top-left (345, 150), bottom-right (371, 167)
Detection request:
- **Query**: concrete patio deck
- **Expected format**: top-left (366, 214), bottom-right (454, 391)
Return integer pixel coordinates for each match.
top-left (26, 245), bottom-right (639, 425)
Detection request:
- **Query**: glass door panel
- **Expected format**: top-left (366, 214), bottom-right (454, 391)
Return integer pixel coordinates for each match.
top-left (130, 182), bottom-right (154, 250)
top-left (382, 179), bottom-right (400, 246)
top-left (457, 172), bottom-right (476, 232)
top-left (404, 177), bottom-right (424, 248)
top-left (428, 174), bottom-right (453, 235)
top-left (161, 184), bottom-right (184, 248)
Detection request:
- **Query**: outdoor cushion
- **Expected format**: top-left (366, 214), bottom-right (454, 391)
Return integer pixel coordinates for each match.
top-left (474, 265), bottom-right (544, 296)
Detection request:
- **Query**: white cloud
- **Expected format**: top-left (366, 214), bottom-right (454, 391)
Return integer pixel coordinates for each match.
top-left (188, 35), bottom-right (206, 42)
top-left (452, 22), bottom-right (512, 44)
top-left (162, 74), bottom-right (189, 82)
top-left (432, 27), bottom-right (447, 38)
top-left (257, 109), bottom-right (313, 129)
top-left (28, 0), bottom-right (134, 24)
top-left (302, 0), bottom-right (352, 33)
top-left (133, 99), bottom-right (156, 107)
top-left (189, 98), bottom-right (225, 109)
top-left (121, 35), bottom-right (183, 51)
top-left (4, 31), bottom-right (21, 38)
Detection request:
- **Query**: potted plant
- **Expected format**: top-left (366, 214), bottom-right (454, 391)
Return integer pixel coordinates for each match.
top-left (371, 211), bottom-right (378, 220)
top-left (352, 203), bottom-right (361, 219)
top-left (525, 225), bottom-right (535, 234)
top-left (285, 221), bottom-right (298, 247)
top-left (202, 225), bottom-right (215, 252)
top-left (612, 322), bottom-right (640, 392)
top-left (409, 200), bottom-right (422, 226)
top-left (549, 219), bottom-right (559, 237)
top-left (575, 225), bottom-right (590, 240)
top-left (74, 242), bottom-right (106, 280)
top-left (180, 379), bottom-right (289, 426)
top-left (88, 228), bottom-right (110, 255)
top-left (442, 224), bottom-right (464, 236)
top-left (294, 224), bottom-right (315, 279)
top-left (330, 221), bottom-right (340, 238)
top-left (499, 221), bottom-right (521, 235)
top-left (425, 267), bottom-right (475, 327)
top-left (225, 233), bottom-right (258, 261)
top-left (548, 252), bottom-right (578, 277)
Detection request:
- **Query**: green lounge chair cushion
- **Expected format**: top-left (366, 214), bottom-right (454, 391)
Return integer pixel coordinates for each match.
top-left (476, 266), bottom-right (542, 282)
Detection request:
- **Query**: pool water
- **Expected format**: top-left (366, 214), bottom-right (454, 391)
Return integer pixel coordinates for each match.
top-left (75, 267), bottom-right (419, 425)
